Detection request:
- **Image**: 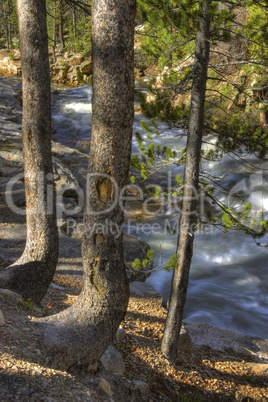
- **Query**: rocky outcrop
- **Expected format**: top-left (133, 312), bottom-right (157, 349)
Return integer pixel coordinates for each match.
top-left (50, 52), bottom-right (92, 86)
top-left (0, 47), bottom-right (148, 85)
top-left (184, 322), bottom-right (268, 361)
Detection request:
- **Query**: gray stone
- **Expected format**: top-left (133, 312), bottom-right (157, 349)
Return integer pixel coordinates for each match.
top-left (0, 288), bottom-right (22, 303)
top-left (132, 380), bottom-right (150, 394)
top-left (87, 362), bottom-right (98, 373)
top-left (97, 377), bottom-right (113, 397)
top-left (116, 328), bottom-right (126, 342)
top-left (100, 345), bottom-right (125, 376)
top-left (129, 281), bottom-right (160, 298)
top-left (0, 309), bottom-right (5, 326)
top-left (184, 322), bottom-right (268, 360)
top-left (177, 325), bottom-right (192, 355)
top-left (49, 283), bottom-right (65, 291)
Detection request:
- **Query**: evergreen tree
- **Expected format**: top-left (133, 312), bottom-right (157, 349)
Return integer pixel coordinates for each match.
top-left (37, 0), bottom-right (136, 371)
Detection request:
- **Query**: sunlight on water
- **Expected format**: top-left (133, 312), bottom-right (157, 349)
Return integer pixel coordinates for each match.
top-left (64, 102), bottom-right (92, 113)
top-left (51, 85), bottom-right (268, 339)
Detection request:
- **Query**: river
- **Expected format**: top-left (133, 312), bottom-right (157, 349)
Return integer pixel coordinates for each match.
top-left (51, 83), bottom-right (268, 339)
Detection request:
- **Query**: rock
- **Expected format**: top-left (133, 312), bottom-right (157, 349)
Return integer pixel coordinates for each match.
top-left (116, 328), bottom-right (126, 342)
top-left (87, 362), bottom-right (98, 373)
top-left (132, 380), bottom-right (150, 395)
top-left (69, 54), bottom-right (84, 66)
top-left (247, 362), bottom-right (268, 375)
top-left (0, 288), bottom-right (22, 303)
top-left (0, 309), bottom-right (5, 326)
top-left (129, 281), bottom-right (160, 298)
top-left (100, 345), bottom-right (125, 376)
top-left (49, 283), bottom-right (65, 291)
top-left (184, 322), bottom-right (268, 360)
top-left (177, 324), bottom-right (192, 356)
top-left (97, 377), bottom-right (113, 398)
top-left (80, 60), bottom-right (92, 74)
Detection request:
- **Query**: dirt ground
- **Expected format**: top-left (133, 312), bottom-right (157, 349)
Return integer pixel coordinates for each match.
top-left (0, 274), bottom-right (267, 401)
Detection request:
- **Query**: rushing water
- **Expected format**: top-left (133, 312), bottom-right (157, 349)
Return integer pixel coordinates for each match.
top-left (51, 84), bottom-right (268, 339)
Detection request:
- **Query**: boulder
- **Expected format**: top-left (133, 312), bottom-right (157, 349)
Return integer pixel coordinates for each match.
top-left (80, 60), bottom-right (92, 74)
top-left (97, 378), bottom-right (113, 398)
top-left (0, 288), bottom-right (22, 303)
top-left (177, 324), bottom-right (192, 355)
top-left (129, 281), bottom-right (160, 298)
top-left (100, 345), bottom-right (125, 376)
top-left (115, 328), bottom-right (126, 342)
top-left (131, 380), bottom-right (150, 395)
top-left (184, 322), bottom-right (268, 360)
top-left (69, 54), bottom-right (84, 66)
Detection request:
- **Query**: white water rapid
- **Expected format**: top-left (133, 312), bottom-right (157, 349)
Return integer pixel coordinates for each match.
top-left (51, 84), bottom-right (268, 339)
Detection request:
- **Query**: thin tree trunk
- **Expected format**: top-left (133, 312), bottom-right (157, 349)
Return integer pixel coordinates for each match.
top-left (161, 0), bottom-right (211, 362)
top-left (58, 0), bottom-right (64, 53)
top-left (72, 6), bottom-right (76, 42)
top-left (52, 0), bottom-right (57, 62)
top-left (6, 0), bottom-right (11, 48)
top-left (37, 0), bottom-right (135, 372)
top-left (0, 0), bottom-right (58, 304)
top-left (2, 0), bottom-right (9, 49)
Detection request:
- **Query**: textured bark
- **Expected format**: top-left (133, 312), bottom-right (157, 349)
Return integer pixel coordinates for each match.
top-left (0, 0), bottom-right (58, 303)
top-left (72, 6), bottom-right (76, 41)
top-left (37, 0), bottom-right (135, 371)
top-left (2, 0), bottom-right (9, 49)
top-left (58, 0), bottom-right (65, 53)
top-left (6, 0), bottom-right (11, 48)
top-left (161, 0), bottom-right (211, 362)
top-left (52, 0), bottom-right (57, 63)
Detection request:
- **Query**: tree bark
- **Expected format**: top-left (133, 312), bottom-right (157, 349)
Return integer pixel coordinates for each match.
top-left (58, 0), bottom-right (64, 53)
top-left (52, 0), bottom-right (57, 62)
top-left (0, 0), bottom-right (58, 304)
top-left (2, 0), bottom-right (9, 49)
top-left (72, 6), bottom-right (76, 42)
top-left (6, 0), bottom-right (11, 48)
top-left (37, 0), bottom-right (135, 371)
top-left (161, 0), bottom-right (211, 362)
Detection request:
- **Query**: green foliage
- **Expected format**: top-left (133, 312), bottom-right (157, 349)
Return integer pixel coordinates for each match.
top-left (22, 298), bottom-right (33, 309)
top-left (132, 258), bottom-right (142, 270)
top-left (131, 249), bottom-right (155, 271)
top-left (8, 52), bottom-right (15, 60)
top-left (130, 175), bottom-right (136, 184)
top-left (76, 69), bottom-right (85, 84)
top-left (165, 254), bottom-right (178, 271)
top-left (88, 74), bottom-right (93, 86)
top-left (46, 0), bottom-right (92, 54)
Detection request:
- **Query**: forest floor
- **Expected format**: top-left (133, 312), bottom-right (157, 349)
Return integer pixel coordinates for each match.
top-left (0, 274), bottom-right (268, 402)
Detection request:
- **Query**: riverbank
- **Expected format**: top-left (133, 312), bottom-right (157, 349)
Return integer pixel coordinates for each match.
top-left (0, 75), bottom-right (267, 401)
top-left (0, 280), bottom-right (268, 401)
top-left (0, 47), bottom-right (148, 86)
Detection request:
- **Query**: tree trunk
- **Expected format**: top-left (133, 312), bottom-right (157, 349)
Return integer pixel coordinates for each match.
top-left (6, 0), bottom-right (11, 48)
top-left (0, 0), bottom-right (58, 304)
top-left (2, 0), bottom-right (9, 49)
top-left (161, 0), bottom-right (211, 362)
top-left (52, 0), bottom-right (57, 62)
top-left (72, 6), bottom-right (76, 42)
top-left (58, 0), bottom-right (64, 53)
top-left (37, 0), bottom-right (135, 372)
